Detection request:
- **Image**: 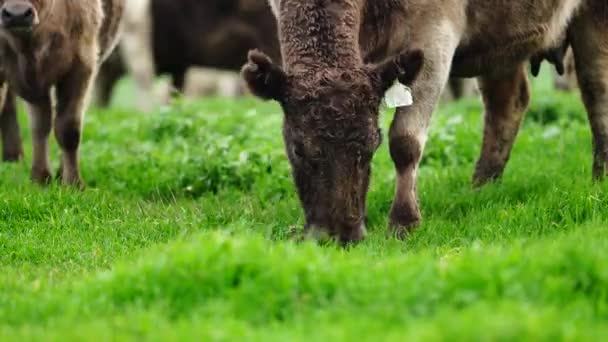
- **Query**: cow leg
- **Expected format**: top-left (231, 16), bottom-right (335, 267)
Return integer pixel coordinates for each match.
top-left (388, 27), bottom-right (459, 237)
top-left (121, 0), bottom-right (156, 111)
top-left (27, 98), bottom-right (53, 184)
top-left (0, 85), bottom-right (23, 162)
top-left (54, 62), bottom-right (95, 188)
top-left (569, 9), bottom-right (608, 179)
top-left (95, 51), bottom-right (125, 108)
top-left (472, 63), bottom-right (530, 185)
top-left (95, 66), bottom-right (119, 108)
top-left (171, 69), bottom-right (187, 93)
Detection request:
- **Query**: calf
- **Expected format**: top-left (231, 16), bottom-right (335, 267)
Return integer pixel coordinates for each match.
top-left (243, 0), bottom-right (608, 243)
top-left (0, 0), bottom-right (124, 187)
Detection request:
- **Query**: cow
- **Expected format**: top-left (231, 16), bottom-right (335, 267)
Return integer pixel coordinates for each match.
top-left (0, 0), bottom-right (124, 187)
top-left (96, 0), bottom-right (281, 109)
top-left (242, 0), bottom-right (607, 243)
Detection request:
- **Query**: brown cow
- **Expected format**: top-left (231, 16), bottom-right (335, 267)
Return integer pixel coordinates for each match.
top-left (0, 0), bottom-right (124, 187)
top-left (243, 0), bottom-right (607, 243)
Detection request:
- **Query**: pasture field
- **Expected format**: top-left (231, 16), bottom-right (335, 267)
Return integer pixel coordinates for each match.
top-left (1, 73), bottom-right (607, 340)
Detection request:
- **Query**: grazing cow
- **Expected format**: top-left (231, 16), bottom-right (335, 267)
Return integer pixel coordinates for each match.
top-left (243, 0), bottom-right (607, 243)
top-left (96, 0), bottom-right (280, 108)
top-left (0, 0), bottom-right (124, 187)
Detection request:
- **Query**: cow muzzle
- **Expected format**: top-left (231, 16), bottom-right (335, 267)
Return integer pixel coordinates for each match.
top-left (1, 1), bottom-right (38, 30)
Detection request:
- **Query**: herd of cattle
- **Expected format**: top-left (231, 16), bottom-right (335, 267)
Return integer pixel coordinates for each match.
top-left (0, 0), bottom-right (602, 244)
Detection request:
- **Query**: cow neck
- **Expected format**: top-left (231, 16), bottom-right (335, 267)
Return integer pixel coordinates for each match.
top-left (278, 0), bottom-right (364, 74)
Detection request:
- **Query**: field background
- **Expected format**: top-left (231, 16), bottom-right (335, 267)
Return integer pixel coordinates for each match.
top-left (1, 70), bottom-right (607, 340)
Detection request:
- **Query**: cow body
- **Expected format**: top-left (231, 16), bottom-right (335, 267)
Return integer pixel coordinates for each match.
top-left (245, 0), bottom-right (607, 242)
top-left (0, 0), bottom-right (124, 186)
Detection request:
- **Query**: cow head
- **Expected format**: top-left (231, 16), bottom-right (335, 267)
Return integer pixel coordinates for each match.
top-left (242, 49), bottom-right (423, 243)
top-left (0, 0), bottom-right (47, 32)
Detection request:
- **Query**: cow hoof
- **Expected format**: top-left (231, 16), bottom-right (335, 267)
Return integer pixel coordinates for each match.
top-left (472, 172), bottom-right (501, 188)
top-left (389, 205), bottom-right (421, 240)
top-left (63, 177), bottom-right (86, 190)
top-left (56, 166), bottom-right (86, 190)
top-left (2, 149), bottom-right (23, 162)
top-left (472, 176), bottom-right (493, 188)
top-left (592, 163), bottom-right (608, 182)
top-left (31, 168), bottom-right (53, 185)
top-left (472, 162), bottom-right (505, 187)
top-left (304, 225), bottom-right (333, 244)
top-left (388, 220), bottom-right (421, 240)
top-left (339, 223), bottom-right (367, 245)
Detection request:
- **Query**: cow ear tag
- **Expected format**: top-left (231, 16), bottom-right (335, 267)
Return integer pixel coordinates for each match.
top-left (384, 80), bottom-right (413, 108)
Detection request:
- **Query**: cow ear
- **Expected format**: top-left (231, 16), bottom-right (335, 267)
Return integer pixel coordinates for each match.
top-left (371, 49), bottom-right (424, 93)
top-left (241, 50), bottom-right (287, 101)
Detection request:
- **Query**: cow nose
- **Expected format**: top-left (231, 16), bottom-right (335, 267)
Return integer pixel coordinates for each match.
top-left (1, 2), bottom-right (35, 28)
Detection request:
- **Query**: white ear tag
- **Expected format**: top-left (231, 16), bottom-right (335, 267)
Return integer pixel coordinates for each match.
top-left (384, 81), bottom-right (413, 108)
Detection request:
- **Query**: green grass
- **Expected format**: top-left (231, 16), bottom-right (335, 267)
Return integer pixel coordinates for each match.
top-left (1, 71), bottom-right (607, 340)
